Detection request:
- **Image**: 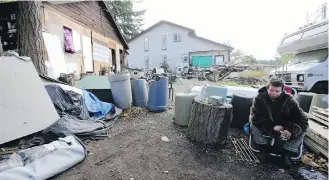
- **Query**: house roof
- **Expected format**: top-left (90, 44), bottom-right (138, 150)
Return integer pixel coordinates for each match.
top-left (48, 1), bottom-right (129, 49)
top-left (128, 20), bottom-right (234, 52)
top-left (98, 1), bottom-right (129, 49)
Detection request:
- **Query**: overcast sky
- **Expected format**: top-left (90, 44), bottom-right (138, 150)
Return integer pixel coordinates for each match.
top-left (134, 0), bottom-right (327, 60)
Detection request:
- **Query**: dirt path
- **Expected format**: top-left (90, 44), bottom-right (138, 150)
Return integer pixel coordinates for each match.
top-left (53, 79), bottom-right (305, 180)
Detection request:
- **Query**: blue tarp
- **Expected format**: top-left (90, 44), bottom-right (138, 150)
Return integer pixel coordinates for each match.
top-left (83, 90), bottom-right (115, 119)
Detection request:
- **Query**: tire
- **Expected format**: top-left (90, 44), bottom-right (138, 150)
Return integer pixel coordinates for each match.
top-left (230, 94), bottom-right (254, 129)
top-left (310, 82), bottom-right (328, 94)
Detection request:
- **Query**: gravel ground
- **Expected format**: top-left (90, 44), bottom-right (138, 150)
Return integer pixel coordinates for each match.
top-left (52, 79), bottom-right (322, 180)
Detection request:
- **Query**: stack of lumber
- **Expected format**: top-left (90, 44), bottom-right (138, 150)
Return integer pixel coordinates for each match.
top-left (305, 106), bottom-right (328, 158)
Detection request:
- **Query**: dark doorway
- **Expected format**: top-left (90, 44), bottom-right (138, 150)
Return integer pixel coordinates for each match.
top-left (119, 49), bottom-right (123, 71)
top-left (111, 49), bottom-right (116, 73)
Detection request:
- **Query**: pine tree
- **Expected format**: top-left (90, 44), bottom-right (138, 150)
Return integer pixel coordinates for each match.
top-left (105, 0), bottom-right (146, 40)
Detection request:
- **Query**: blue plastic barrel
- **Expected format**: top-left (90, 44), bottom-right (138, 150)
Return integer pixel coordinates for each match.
top-left (206, 85), bottom-right (228, 99)
top-left (131, 79), bottom-right (148, 107)
top-left (147, 76), bottom-right (168, 112)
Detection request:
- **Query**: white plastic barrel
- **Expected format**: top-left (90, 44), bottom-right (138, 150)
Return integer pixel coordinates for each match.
top-left (108, 72), bottom-right (132, 109)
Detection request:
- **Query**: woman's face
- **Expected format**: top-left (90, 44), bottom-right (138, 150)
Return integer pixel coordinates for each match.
top-left (267, 85), bottom-right (282, 99)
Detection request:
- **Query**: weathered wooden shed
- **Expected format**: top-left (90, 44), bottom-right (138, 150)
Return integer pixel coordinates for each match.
top-left (0, 1), bottom-right (129, 76)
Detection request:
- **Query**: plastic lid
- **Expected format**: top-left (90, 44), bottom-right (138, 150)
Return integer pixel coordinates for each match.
top-left (108, 72), bottom-right (131, 82)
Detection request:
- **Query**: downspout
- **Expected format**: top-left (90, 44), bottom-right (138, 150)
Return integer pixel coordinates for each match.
top-left (188, 52), bottom-right (191, 66)
top-left (228, 49), bottom-right (231, 64)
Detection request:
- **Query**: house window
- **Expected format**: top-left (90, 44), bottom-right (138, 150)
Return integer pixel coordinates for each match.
top-left (173, 33), bottom-right (181, 42)
top-left (162, 55), bottom-right (167, 63)
top-left (215, 55), bottom-right (224, 65)
top-left (144, 37), bottom-right (149, 51)
top-left (162, 35), bottom-right (167, 50)
top-left (144, 56), bottom-right (149, 70)
top-left (182, 55), bottom-right (188, 62)
top-left (63, 27), bottom-right (74, 53)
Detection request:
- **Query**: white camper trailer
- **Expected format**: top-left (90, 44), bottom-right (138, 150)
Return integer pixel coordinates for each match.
top-left (273, 19), bottom-right (328, 94)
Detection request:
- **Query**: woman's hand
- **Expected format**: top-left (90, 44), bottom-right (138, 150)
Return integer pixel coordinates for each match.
top-left (280, 130), bottom-right (292, 140)
top-left (273, 125), bottom-right (283, 132)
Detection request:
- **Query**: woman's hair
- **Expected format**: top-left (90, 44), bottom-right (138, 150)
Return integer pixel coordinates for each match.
top-left (268, 77), bottom-right (285, 90)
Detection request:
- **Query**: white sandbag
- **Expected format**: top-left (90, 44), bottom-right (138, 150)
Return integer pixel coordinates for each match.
top-left (225, 86), bottom-right (258, 97)
top-left (191, 86), bottom-right (202, 94)
top-left (0, 136), bottom-right (87, 180)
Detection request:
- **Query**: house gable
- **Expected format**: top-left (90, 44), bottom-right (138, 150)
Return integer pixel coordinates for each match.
top-left (127, 20), bottom-right (233, 70)
top-left (129, 20), bottom-right (232, 52)
top-left (188, 36), bottom-right (231, 51)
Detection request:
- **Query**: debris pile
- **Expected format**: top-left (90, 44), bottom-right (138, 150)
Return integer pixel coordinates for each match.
top-left (302, 154), bottom-right (328, 172)
top-left (204, 65), bottom-right (269, 87)
top-left (210, 65), bottom-right (246, 81)
top-left (122, 107), bottom-right (148, 120)
top-left (223, 76), bottom-right (268, 86)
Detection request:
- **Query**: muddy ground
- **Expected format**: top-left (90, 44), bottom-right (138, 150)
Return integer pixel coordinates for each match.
top-left (53, 79), bottom-right (325, 180)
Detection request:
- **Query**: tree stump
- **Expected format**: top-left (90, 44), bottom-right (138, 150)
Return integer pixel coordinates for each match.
top-left (187, 99), bottom-right (233, 145)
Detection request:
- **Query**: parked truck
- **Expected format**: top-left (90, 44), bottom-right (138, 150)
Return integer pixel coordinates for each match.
top-left (272, 19), bottom-right (328, 94)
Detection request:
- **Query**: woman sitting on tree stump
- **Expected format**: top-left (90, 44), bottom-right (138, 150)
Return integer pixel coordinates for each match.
top-left (250, 78), bottom-right (308, 168)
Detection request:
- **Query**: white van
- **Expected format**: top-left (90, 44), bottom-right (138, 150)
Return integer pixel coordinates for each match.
top-left (273, 19), bottom-right (328, 94)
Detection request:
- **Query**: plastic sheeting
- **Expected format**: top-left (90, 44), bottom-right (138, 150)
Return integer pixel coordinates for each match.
top-left (45, 84), bottom-right (90, 120)
top-left (44, 84), bottom-right (122, 140)
top-left (83, 90), bottom-right (115, 119)
top-left (0, 136), bottom-right (86, 180)
top-left (43, 115), bottom-right (109, 140)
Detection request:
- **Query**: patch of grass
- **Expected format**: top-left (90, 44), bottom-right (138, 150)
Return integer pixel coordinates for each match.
top-left (217, 81), bottom-right (242, 87)
top-left (239, 70), bottom-right (267, 78)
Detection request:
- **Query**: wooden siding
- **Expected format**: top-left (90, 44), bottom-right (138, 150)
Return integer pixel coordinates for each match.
top-left (43, 1), bottom-right (123, 45)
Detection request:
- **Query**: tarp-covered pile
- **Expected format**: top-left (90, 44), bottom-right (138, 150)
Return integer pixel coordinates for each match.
top-left (0, 53), bottom-right (121, 179)
top-left (43, 84), bottom-right (122, 140)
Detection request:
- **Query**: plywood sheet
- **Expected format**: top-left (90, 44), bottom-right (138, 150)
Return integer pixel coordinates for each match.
top-left (43, 32), bottom-right (68, 78)
top-left (0, 57), bottom-right (59, 144)
top-left (82, 35), bottom-right (93, 72)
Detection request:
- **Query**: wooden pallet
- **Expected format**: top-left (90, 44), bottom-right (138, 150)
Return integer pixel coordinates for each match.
top-left (307, 127), bottom-right (328, 150)
top-left (304, 136), bottom-right (328, 158)
top-left (305, 119), bottom-right (328, 157)
top-left (308, 114), bottom-right (328, 126)
top-left (307, 106), bottom-right (328, 126)
top-left (313, 106), bottom-right (329, 117)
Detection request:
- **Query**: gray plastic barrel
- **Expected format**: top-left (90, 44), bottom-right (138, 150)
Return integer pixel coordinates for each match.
top-left (174, 93), bottom-right (197, 126)
top-left (108, 72), bottom-right (132, 109)
top-left (131, 79), bottom-right (148, 107)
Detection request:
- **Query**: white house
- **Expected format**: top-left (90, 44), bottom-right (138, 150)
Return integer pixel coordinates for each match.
top-left (127, 20), bottom-right (234, 71)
